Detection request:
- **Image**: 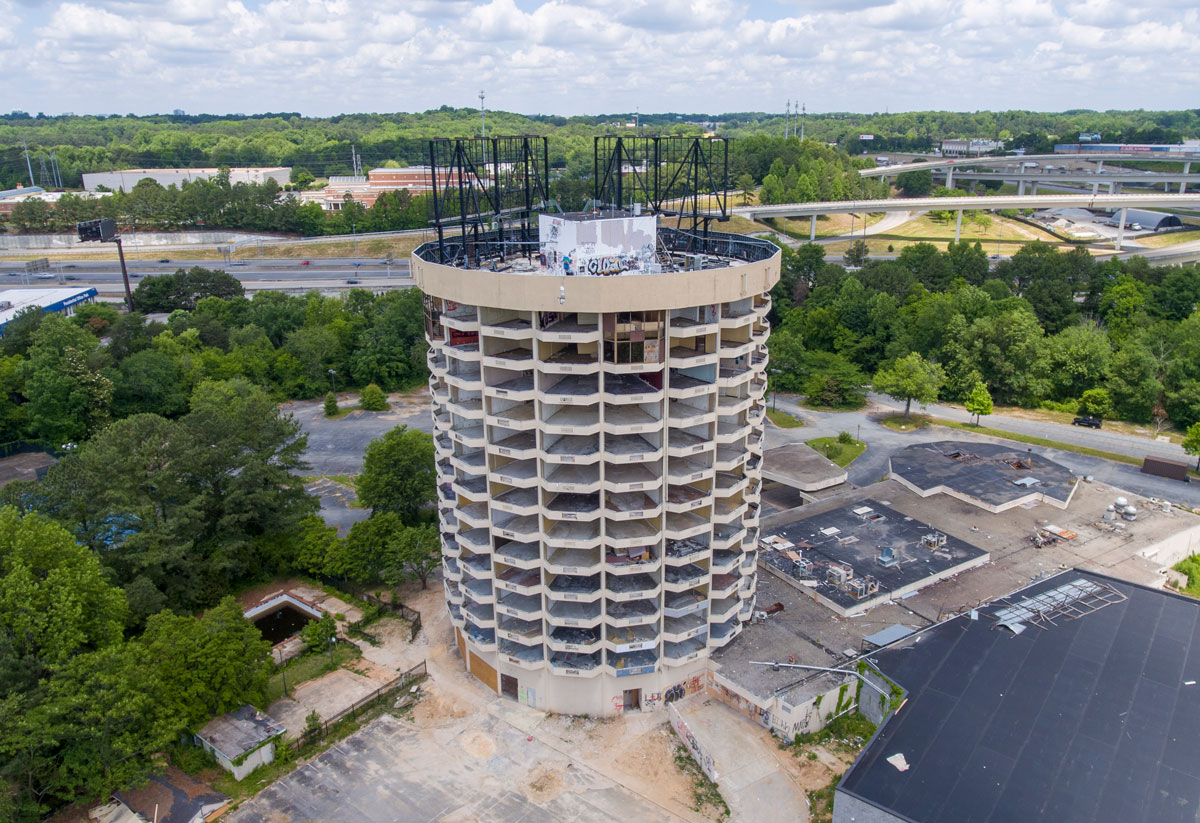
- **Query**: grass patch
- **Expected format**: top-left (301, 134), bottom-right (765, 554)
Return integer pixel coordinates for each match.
top-left (266, 643), bottom-right (362, 703)
top-left (672, 743), bottom-right (729, 822)
top-left (822, 212), bottom-right (1065, 255)
top-left (1172, 556), bottom-right (1200, 598)
top-left (300, 474), bottom-right (356, 487)
top-left (766, 408), bottom-right (804, 428)
top-left (1135, 229), bottom-right (1200, 248)
top-left (765, 212), bottom-right (885, 241)
top-left (936, 419), bottom-right (1145, 467)
top-left (806, 437), bottom-right (866, 467)
top-left (879, 414), bottom-right (932, 432)
top-left (806, 774), bottom-right (839, 823)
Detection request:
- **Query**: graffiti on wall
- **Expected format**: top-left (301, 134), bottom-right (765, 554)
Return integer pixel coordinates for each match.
top-left (662, 675), bottom-right (705, 706)
top-left (669, 703), bottom-right (718, 782)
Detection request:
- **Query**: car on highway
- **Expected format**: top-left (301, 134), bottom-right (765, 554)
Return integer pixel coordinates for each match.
top-left (36, 273), bottom-right (55, 280)
top-left (230, 261), bottom-right (247, 266)
top-left (65, 275), bottom-right (78, 281)
top-left (300, 260), bottom-right (311, 266)
top-left (1072, 415), bottom-right (1103, 429)
top-left (346, 278), bottom-right (360, 284)
top-left (158, 258), bottom-right (170, 263)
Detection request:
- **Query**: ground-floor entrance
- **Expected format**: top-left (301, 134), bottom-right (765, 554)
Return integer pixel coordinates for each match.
top-left (501, 674), bottom-right (519, 700)
top-left (622, 688), bottom-right (641, 711)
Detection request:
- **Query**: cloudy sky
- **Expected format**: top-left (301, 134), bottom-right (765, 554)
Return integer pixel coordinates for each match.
top-left (1, 0), bottom-right (1196, 117)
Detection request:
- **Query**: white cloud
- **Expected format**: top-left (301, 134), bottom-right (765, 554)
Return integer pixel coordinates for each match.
top-left (4, 0), bottom-right (1197, 116)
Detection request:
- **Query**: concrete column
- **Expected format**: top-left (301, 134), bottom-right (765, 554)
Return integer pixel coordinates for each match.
top-left (955, 209), bottom-right (963, 242)
top-left (1031, 184), bottom-right (1038, 195)
top-left (970, 180), bottom-right (977, 194)
top-left (1116, 207), bottom-right (1127, 250)
top-left (1096, 160), bottom-right (1104, 173)
top-left (1185, 163), bottom-right (1192, 195)
top-left (810, 215), bottom-right (816, 241)
top-left (1109, 182), bottom-right (1115, 194)
top-left (1092, 182), bottom-right (1100, 196)
top-left (946, 168), bottom-right (954, 189)
top-left (1018, 180), bottom-right (1026, 196)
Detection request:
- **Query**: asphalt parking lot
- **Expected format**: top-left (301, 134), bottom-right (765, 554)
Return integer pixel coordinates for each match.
top-left (286, 389), bottom-right (434, 477)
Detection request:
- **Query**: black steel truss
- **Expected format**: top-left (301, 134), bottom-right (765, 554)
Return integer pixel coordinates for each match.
top-left (427, 136), bottom-right (550, 265)
top-left (593, 136), bottom-right (729, 231)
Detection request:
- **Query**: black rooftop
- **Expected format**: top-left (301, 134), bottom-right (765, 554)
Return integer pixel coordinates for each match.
top-left (890, 440), bottom-right (1077, 509)
top-left (839, 570), bottom-right (1200, 823)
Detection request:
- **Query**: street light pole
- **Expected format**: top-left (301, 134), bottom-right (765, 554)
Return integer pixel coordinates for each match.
top-left (113, 236), bottom-right (134, 308)
top-left (328, 369), bottom-right (337, 393)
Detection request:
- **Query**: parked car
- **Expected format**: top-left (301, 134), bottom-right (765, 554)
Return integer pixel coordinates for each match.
top-left (1072, 415), bottom-right (1103, 429)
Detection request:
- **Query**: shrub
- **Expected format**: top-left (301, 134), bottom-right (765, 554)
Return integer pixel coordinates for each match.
top-left (360, 383), bottom-right (388, 411)
top-left (324, 391), bottom-right (338, 417)
top-left (837, 430), bottom-right (854, 445)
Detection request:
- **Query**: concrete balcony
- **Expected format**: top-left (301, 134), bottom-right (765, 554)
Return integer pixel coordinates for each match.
top-left (537, 319), bottom-right (601, 344)
top-left (606, 518), bottom-right (660, 549)
top-left (738, 575), bottom-right (756, 599)
top-left (489, 400), bottom-right (537, 430)
top-left (668, 373), bottom-right (715, 401)
top-left (540, 349), bottom-right (600, 375)
top-left (428, 351), bottom-right (448, 372)
top-left (493, 540), bottom-right (540, 570)
top-left (495, 591), bottom-right (544, 620)
top-left (711, 596), bottom-right (740, 623)
top-left (486, 373), bottom-right (536, 402)
top-left (462, 600), bottom-right (496, 628)
top-left (459, 552), bottom-right (492, 577)
top-left (709, 617), bottom-right (741, 648)
top-left (665, 510), bottom-right (709, 541)
top-left (499, 638), bottom-right (545, 670)
top-left (663, 636), bottom-right (707, 667)
top-left (442, 556), bottom-right (462, 582)
top-left (711, 525), bottom-right (747, 551)
top-left (434, 434), bottom-right (454, 457)
top-left (606, 573), bottom-right (660, 602)
top-left (605, 491), bottom-right (660, 521)
top-left (433, 412), bottom-right (452, 432)
top-left (604, 433), bottom-right (662, 464)
top-left (543, 519), bottom-right (602, 549)
top-left (749, 378), bottom-right (767, 400)
top-left (446, 342), bottom-right (482, 363)
top-left (482, 346), bottom-right (534, 370)
top-left (751, 325), bottom-right (769, 346)
top-left (711, 550), bottom-right (740, 575)
top-left (455, 475), bottom-right (489, 502)
top-left (669, 314), bottom-right (718, 339)
top-left (714, 445), bottom-right (746, 472)
top-left (715, 471), bottom-right (748, 496)
top-left (546, 573), bottom-right (603, 603)
top-left (489, 430), bottom-right (538, 461)
top-left (441, 537), bottom-right (461, 559)
top-left (663, 589), bottom-right (708, 618)
top-left (668, 399), bottom-right (715, 426)
top-left (545, 547), bottom-right (602, 576)
top-left (739, 597), bottom-right (755, 622)
top-left (719, 333), bottom-right (754, 356)
top-left (603, 373), bottom-right (662, 404)
top-left (717, 392), bottom-right (754, 415)
top-left (545, 492), bottom-right (602, 522)
top-left (445, 370), bottom-right (483, 392)
top-left (495, 566), bottom-right (543, 597)
top-left (548, 650), bottom-right (603, 677)
top-left (492, 457), bottom-right (539, 488)
top-left (606, 648), bottom-right (658, 678)
top-left (497, 614), bottom-right (541, 645)
top-left (746, 405), bottom-right (764, 425)
top-left (544, 463), bottom-right (601, 494)
top-left (663, 611), bottom-right (708, 643)
top-left (457, 527), bottom-right (492, 552)
top-left (463, 577), bottom-right (496, 605)
top-left (451, 424), bottom-right (486, 449)
top-left (543, 433), bottom-right (601, 465)
top-left (604, 404), bottom-right (662, 435)
top-left (604, 461), bottom-right (662, 493)
top-left (605, 598), bottom-right (659, 628)
top-left (666, 483), bottom-right (712, 514)
top-left (547, 626), bottom-right (602, 654)
top-left (464, 624), bottom-right (497, 652)
top-left (604, 624), bottom-right (659, 654)
top-left (719, 307), bottom-right (754, 329)
top-left (546, 599), bottom-right (603, 628)
top-left (449, 449), bottom-right (487, 475)
top-left (710, 573), bottom-right (740, 600)
top-left (665, 563), bottom-right (708, 592)
top-left (740, 552), bottom-right (758, 575)
top-left (437, 510), bottom-right (458, 533)
top-left (603, 357), bottom-right (666, 375)
top-left (667, 455), bottom-right (712, 484)
top-left (445, 579), bottom-right (465, 606)
top-left (492, 513), bottom-right (540, 542)
top-left (457, 502), bottom-right (491, 529)
top-left (482, 317), bottom-right (534, 341)
top-left (441, 312), bottom-right (479, 333)
top-left (667, 428), bottom-right (713, 459)
top-left (666, 537), bottom-right (708, 566)
top-left (447, 396), bottom-right (484, 420)
top-left (605, 546), bottom-right (660, 575)
top-left (744, 481), bottom-right (762, 504)
top-left (668, 345), bottom-right (720, 368)
top-left (543, 404), bottom-right (602, 435)
top-left (542, 374), bottom-right (600, 405)
top-left (713, 498), bottom-right (747, 525)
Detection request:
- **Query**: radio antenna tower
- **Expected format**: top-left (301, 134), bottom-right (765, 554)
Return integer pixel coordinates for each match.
top-left (479, 90), bottom-right (486, 138)
top-left (785, 100), bottom-right (791, 137)
top-left (800, 102), bottom-right (806, 142)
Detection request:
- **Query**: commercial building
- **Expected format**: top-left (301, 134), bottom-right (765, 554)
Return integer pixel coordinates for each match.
top-left (1109, 208), bottom-right (1185, 231)
top-left (940, 138), bottom-right (1003, 157)
top-left (414, 198), bottom-right (780, 714)
top-left (298, 166), bottom-right (459, 211)
top-left (836, 569), bottom-right (1200, 823)
top-left (81, 167), bottom-right (290, 193)
top-left (0, 186), bottom-right (109, 218)
top-left (0, 287), bottom-right (98, 331)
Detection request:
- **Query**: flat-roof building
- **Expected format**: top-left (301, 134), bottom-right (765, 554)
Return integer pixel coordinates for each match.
top-left (0, 287), bottom-right (97, 331)
top-left (415, 164), bottom-right (780, 714)
top-left (298, 166), bottom-right (463, 211)
top-left (82, 167), bottom-right (290, 193)
top-left (837, 569), bottom-right (1200, 823)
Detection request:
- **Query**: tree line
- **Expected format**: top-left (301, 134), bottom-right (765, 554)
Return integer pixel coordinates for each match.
top-left (767, 240), bottom-right (1200, 430)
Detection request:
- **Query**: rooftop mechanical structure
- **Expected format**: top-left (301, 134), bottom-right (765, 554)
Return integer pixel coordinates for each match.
top-left (413, 136), bottom-right (781, 714)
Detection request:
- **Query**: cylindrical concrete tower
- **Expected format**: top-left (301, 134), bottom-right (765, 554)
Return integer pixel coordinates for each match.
top-left (414, 211), bottom-right (780, 714)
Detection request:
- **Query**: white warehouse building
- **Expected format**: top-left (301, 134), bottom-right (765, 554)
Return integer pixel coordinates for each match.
top-left (413, 208), bottom-right (781, 715)
top-left (82, 167), bottom-right (290, 193)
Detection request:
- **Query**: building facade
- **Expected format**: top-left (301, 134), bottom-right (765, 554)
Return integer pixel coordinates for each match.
top-left (298, 166), bottom-right (464, 211)
top-left (412, 212), bottom-right (780, 715)
top-left (81, 167), bottom-right (290, 193)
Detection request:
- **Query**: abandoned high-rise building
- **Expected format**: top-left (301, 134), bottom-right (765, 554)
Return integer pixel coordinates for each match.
top-left (413, 136), bottom-right (780, 713)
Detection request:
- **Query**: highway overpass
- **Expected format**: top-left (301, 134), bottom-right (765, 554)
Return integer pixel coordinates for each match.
top-left (859, 153), bottom-right (1196, 178)
top-left (735, 192), bottom-right (1200, 246)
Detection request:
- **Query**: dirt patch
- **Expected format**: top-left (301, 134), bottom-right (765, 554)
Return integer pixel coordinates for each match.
top-left (411, 687), bottom-right (470, 724)
top-left (526, 764), bottom-right (565, 802)
top-left (779, 743), bottom-right (853, 793)
top-left (459, 728), bottom-right (497, 758)
top-left (234, 577), bottom-right (310, 610)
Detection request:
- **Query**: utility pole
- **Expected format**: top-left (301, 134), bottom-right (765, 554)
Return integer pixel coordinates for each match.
top-left (785, 100), bottom-right (790, 137)
top-left (21, 140), bottom-right (35, 187)
top-left (479, 90), bottom-right (486, 138)
top-left (800, 103), bottom-right (806, 142)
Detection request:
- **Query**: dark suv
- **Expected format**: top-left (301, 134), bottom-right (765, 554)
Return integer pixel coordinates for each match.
top-left (1072, 415), bottom-right (1102, 429)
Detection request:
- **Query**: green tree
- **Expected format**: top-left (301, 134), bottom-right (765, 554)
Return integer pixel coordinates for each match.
top-left (736, 173), bottom-right (756, 206)
top-left (110, 348), bottom-right (188, 418)
top-left (356, 426), bottom-right (435, 522)
top-left (293, 514), bottom-right (341, 577)
top-left (1078, 388), bottom-right (1114, 419)
top-left (330, 511), bottom-right (402, 583)
top-left (360, 383), bottom-right (388, 411)
top-left (324, 391), bottom-right (339, 417)
top-left (131, 267), bottom-right (245, 312)
top-left (843, 239), bottom-right (869, 268)
top-left (801, 351), bottom-right (867, 409)
top-left (21, 315), bottom-right (112, 445)
top-left (966, 308), bottom-right (1046, 405)
top-left (1039, 323), bottom-right (1112, 402)
top-left (300, 612), bottom-right (337, 652)
top-left (140, 596), bottom-right (271, 729)
top-left (1183, 421), bottom-right (1200, 470)
top-left (1106, 344), bottom-right (1161, 423)
top-left (873, 352), bottom-right (946, 418)
top-left (383, 523), bottom-right (440, 590)
top-left (964, 381), bottom-right (993, 424)
top-left (895, 169), bottom-right (933, 196)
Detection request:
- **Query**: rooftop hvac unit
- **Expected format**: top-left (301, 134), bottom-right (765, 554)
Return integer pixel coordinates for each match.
top-left (921, 532), bottom-right (947, 551)
top-left (848, 576), bottom-right (880, 600)
top-left (826, 562), bottom-right (853, 586)
top-left (1122, 505), bottom-right (1138, 522)
top-left (877, 546), bottom-right (899, 567)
